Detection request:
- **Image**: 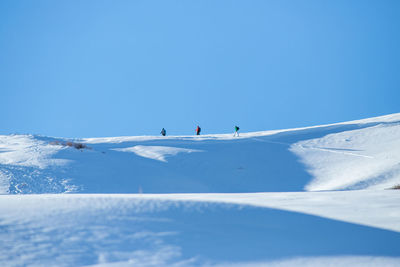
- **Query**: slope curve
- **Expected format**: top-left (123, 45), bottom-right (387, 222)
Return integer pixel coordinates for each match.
top-left (0, 113), bottom-right (399, 194)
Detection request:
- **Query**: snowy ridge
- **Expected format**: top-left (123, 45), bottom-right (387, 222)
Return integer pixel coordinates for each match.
top-left (292, 122), bottom-right (400, 191)
top-left (82, 113), bottom-right (400, 143)
top-left (0, 113), bottom-right (400, 266)
top-left (1, 113), bottom-right (399, 194)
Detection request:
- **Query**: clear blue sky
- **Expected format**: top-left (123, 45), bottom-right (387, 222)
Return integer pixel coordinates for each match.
top-left (1, 0), bottom-right (399, 137)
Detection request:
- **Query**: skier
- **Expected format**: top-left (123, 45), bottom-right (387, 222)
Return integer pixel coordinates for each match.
top-left (196, 125), bottom-right (201, 135)
top-left (234, 125), bottom-right (240, 137)
top-left (160, 128), bottom-right (166, 136)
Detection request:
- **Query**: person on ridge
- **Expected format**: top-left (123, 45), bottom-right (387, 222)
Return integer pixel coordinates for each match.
top-left (160, 128), bottom-right (166, 136)
top-left (196, 125), bottom-right (201, 135)
top-left (234, 125), bottom-right (240, 137)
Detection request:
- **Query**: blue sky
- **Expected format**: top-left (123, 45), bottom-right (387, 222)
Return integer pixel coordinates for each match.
top-left (0, 0), bottom-right (399, 137)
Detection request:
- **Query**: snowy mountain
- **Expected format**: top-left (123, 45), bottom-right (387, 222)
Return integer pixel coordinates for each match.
top-left (1, 114), bottom-right (400, 266)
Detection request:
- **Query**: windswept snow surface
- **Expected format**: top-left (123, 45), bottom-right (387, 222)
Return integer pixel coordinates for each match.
top-left (1, 113), bottom-right (400, 266)
top-left (0, 194), bottom-right (399, 267)
top-left (113, 145), bottom-right (202, 162)
top-left (291, 122), bottom-right (400, 191)
top-left (0, 134), bottom-right (69, 169)
top-left (0, 135), bottom-right (74, 194)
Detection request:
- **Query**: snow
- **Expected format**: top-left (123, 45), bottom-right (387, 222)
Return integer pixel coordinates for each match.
top-left (138, 190), bottom-right (400, 232)
top-left (213, 256), bottom-right (400, 267)
top-left (0, 134), bottom-right (69, 169)
top-left (113, 145), bottom-right (203, 162)
top-left (291, 122), bottom-right (400, 191)
top-left (0, 113), bottom-right (400, 266)
top-left (0, 194), bottom-right (399, 266)
top-left (0, 170), bottom-right (10, 194)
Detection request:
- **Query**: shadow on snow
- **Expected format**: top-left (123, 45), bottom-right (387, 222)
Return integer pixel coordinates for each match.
top-left (0, 199), bottom-right (399, 265)
top-left (52, 121), bottom-right (394, 193)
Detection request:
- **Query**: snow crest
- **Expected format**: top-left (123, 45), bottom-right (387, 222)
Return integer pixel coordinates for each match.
top-left (291, 122), bottom-right (400, 191)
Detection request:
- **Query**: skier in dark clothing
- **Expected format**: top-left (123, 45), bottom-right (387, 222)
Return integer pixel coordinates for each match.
top-left (234, 126), bottom-right (240, 137)
top-left (160, 128), bottom-right (166, 136)
top-left (196, 125), bottom-right (201, 135)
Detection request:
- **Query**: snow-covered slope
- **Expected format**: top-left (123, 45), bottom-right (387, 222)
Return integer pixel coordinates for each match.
top-left (1, 113), bottom-right (400, 266)
top-left (1, 193), bottom-right (399, 267)
top-left (1, 113), bottom-right (399, 194)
